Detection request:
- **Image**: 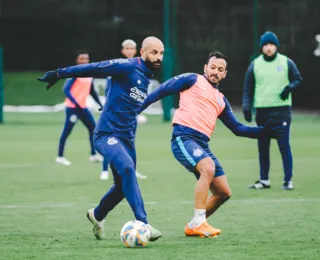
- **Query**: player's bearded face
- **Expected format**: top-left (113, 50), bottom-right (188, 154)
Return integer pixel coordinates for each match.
top-left (145, 51), bottom-right (163, 69)
top-left (141, 44), bottom-right (164, 69)
top-left (262, 43), bottom-right (277, 57)
top-left (204, 57), bottom-right (227, 84)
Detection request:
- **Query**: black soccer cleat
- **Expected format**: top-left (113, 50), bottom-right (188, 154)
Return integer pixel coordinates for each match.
top-left (248, 180), bottom-right (271, 189)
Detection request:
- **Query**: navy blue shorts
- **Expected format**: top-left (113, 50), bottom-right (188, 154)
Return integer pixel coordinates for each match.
top-left (171, 136), bottom-right (225, 178)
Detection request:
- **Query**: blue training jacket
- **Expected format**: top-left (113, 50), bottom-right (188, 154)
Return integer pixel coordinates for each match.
top-left (57, 57), bottom-right (154, 141)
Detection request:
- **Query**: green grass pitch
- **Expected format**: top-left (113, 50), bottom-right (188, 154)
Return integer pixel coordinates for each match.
top-left (0, 112), bottom-right (319, 259)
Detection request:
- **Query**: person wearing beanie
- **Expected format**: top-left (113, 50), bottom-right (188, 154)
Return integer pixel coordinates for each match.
top-left (242, 31), bottom-right (302, 190)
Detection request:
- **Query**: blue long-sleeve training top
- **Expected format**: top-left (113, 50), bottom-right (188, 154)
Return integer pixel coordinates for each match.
top-left (57, 57), bottom-right (154, 141)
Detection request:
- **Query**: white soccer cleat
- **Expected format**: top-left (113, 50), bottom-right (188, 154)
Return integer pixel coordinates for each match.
top-left (282, 181), bottom-right (294, 190)
top-left (136, 171), bottom-right (147, 179)
top-left (89, 154), bottom-right (103, 163)
top-left (100, 171), bottom-right (109, 180)
top-left (146, 224), bottom-right (162, 242)
top-left (55, 157), bottom-right (71, 166)
top-left (86, 208), bottom-right (105, 240)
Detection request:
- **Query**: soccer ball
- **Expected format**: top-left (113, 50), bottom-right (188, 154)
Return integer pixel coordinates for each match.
top-left (120, 220), bottom-right (150, 248)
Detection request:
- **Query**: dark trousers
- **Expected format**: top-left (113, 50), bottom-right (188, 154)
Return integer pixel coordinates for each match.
top-left (58, 107), bottom-right (96, 157)
top-left (255, 106), bottom-right (293, 182)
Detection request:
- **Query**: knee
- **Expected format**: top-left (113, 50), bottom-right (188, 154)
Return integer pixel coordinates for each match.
top-left (218, 190), bottom-right (232, 202)
top-left (278, 141), bottom-right (291, 152)
top-left (198, 164), bottom-right (215, 181)
top-left (115, 162), bottom-right (135, 177)
top-left (60, 132), bottom-right (69, 141)
top-left (88, 125), bottom-right (95, 133)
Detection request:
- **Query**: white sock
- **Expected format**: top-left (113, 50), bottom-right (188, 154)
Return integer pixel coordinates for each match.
top-left (188, 209), bottom-right (206, 228)
top-left (260, 180), bottom-right (270, 186)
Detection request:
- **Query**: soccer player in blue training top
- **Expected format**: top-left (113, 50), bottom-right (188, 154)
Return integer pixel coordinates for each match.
top-left (56, 51), bottom-right (104, 166)
top-left (101, 39), bottom-right (147, 181)
top-left (138, 51), bottom-right (284, 238)
top-left (37, 36), bottom-right (164, 241)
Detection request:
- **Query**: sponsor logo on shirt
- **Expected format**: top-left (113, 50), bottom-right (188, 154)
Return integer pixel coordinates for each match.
top-left (107, 137), bottom-right (118, 145)
top-left (130, 86), bottom-right (147, 103)
top-left (110, 58), bottom-right (130, 64)
top-left (174, 73), bottom-right (193, 80)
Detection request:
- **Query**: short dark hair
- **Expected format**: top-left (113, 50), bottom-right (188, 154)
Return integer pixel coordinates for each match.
top-left (206, 51), bottom-right (228, 69)
top-left (76, 51), bottom-right (89, 58)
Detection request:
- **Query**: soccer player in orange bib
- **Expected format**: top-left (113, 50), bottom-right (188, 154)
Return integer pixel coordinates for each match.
top-left (56, 51), bottom-right (103, 166)
top-left (138, 51), bottom-right (283, 238)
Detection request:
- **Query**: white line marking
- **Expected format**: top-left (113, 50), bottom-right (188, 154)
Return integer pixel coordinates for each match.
top-left (0, 163), bottom-right (39, 169)
top-left (1, 198), bottom-right (319, 209)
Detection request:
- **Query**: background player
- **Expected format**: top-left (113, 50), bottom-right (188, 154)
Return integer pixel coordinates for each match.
top-left (101, 39), bottom-right (147, 180)
top-left (56, 51), bottom-right (103, 166)
top-left (38, 36), bottom-right (164, 242)
top-left (138, 51), bottom-right (283, 238)
top-left (242, 31), bottom-right (302, 190)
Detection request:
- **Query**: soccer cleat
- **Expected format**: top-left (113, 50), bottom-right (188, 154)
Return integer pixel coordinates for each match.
top-left (136, 171), bottom-right (147, 179)
top-left (184, 222), bottom-right (221, 238)
top-left (282, 181), bottom-right (293, 190)
top-left (248, 180), bottom-right (270, 189)
top-left (86, 208), bottom-right (105, 240)
top-left (89, 154), bottom-right (103, 163)
top-left (146, 224), bottom-right (162, 242)
top-left (55, 157), bottom-right (71, 166)
top-left (100, 171), bottom-right (109, 180)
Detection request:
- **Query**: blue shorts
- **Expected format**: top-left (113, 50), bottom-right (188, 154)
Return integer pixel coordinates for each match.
top-left (171, 136), bottom-right (225, 178)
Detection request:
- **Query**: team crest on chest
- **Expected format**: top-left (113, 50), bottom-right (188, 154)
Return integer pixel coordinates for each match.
top-left (217, 96), bottom-right (224, 107)
top-left (193, 148), bottom-right (203, 157)
top-left (277, 66), bottom-right (283, 72)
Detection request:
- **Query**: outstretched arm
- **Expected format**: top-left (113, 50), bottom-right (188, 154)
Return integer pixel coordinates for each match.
top-left (139, 73), bottom-right (197, 113)
top-left (38, 59), bottom-right (132, 89)
top-left (219, 97), bottom-right (263, 138)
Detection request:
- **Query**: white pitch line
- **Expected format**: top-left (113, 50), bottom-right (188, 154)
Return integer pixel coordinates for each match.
top-left (0, 163), bottom-right (39, 169)
top-left (0, 198), bottom-right (319, 209)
